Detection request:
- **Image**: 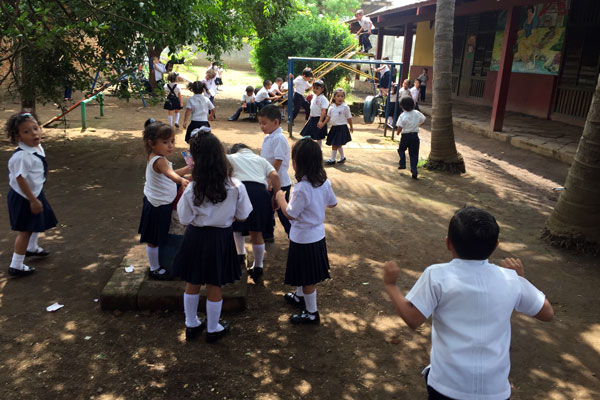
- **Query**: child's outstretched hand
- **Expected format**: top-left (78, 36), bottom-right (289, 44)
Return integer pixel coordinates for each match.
top-left (180, 178), bottom-right (190, 189)
top-left (30, 199), bottom-right (43, 214)
top-left (383, 261), bottom-right (400, 285)
top-left (500, 257), bottom-right (524, 277)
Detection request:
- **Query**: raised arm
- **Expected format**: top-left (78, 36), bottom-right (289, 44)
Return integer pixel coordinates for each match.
top-left (383, 261), bottom-right (427, 329)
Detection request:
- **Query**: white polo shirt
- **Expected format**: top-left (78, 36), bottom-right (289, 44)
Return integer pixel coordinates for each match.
top-left (286, 178), bottom-right (337, 244)
top-left (260, 127), bottom-right (291, 187)
top-left (177, 177), bottom-right (252, 228)
top-left (154, 62), bottom-right (166, 81)
top-left (397, 110), bottom-right (426, 133)
top-left (8, 143), bottom-right (47, 198)
top-left (186, 94), bottom-right (214, 121)
top-left (406, 258), bottom-right (546, 400)
top-left (293, 76), bottom-right (311, 95)
top-left (143, 155), bottom-right (177, 207)
top-left (327, 103), bottom-right (352, 126)
top-left (164, 83), bottom-right (181, 96)
top-left (227, 148), bottom-right (275, 188)
top-left (310, 94), bottom-right (329, 117)
top-left (358, 16), bottom-right (375, 32)
top-left (410, 86), bottom-right (420, 103)
top-left (255, 87), bottom-right (271, 103)
top-left (241, 93), bottom-right (255, 103)
top-left (203, 77), bottom-right (217, 97)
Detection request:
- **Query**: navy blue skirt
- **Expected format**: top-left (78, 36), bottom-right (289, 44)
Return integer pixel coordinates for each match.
top-left (172, 225), bottom-right (241, 286)
top-left (163, 95), bottom-right (181, 110)
top-left (284, 238), bottom-right (330, 286)
top-left (7, 189), bottom-right (57, 232)
top-left (232, 181), bottom-right (272, 236)
top-left (138, 197), bottom-right (173, 246)
top-left (185, 120), bottom-right (210, 143)
top-left (326, 125), bottom-right (352, 146)
top-left (300, 116), bottom-right (327, 140)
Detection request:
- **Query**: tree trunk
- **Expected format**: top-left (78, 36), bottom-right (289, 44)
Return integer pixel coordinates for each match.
top-left (20, 45), bottom-right (36, 111)
top-left (543, 72), bottom-right (600, 253)
top-left (425, 0), bottom-right (465, 173)
top-left (147, 47), bottom-right (163, 89)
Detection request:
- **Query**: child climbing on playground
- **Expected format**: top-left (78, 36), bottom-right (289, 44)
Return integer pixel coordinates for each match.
top-left (396, 96), bottom-right (425, 179)
top-left (5, 110), bottom-right (58, 276)
top-left (228, 143), bottom-right (281, 283)
top-left (300, 79), bottom-right (329, 146)
top-left (228, 86), bottom-right (257, 121)
top-left (183, 81), bottom-right (215, 143)
top-left (324, 88), bottom-right (353, 165)
top-left (383, 206), bottom-right (553, 400)
top-left (164, 72), bottom-right (183, 128)
top-left (138, 119), bottom-right (190, 280)
top-left (290, 68), bottom-right (313, 122)
top-left (172, 132), bottom-right (252, 343)
top-left (355, 9), bottom-right (375, 53)
top-left (275, 138), bottom-right (337, 324)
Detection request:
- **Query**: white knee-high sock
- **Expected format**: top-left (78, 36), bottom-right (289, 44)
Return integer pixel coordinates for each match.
top-left (252, 243), bottom-right (265, 269)
top-left (183, 293), bottom-right (202, 327)
top-left (338, 147), bottom-right (345, 158)
top-left (168, 115), bottom-right (173, 126)
top-left (233, 232), bottom-right (246, 255)
top-left (146, 246), bottom-right (160, 271)
top-left (296, 286), bottom-right (304, 297)
top-left (206, 299), bottom-right (224, 333)
top-left (10, 253), bottom-right (25, 270)
top-left (304, 290), bottom-right (318, 313)
top-left (330, 149), bottom-right (337, 160)
top-left (27, 232), bottom-right (40, 252)
top-left (175, 112), bottom-right (181, 123)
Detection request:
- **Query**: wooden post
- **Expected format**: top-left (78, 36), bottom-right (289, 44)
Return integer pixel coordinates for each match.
top-left (376, 29), bottom-right (384, 59)
top-left (490, 6), bottom-right (520, 132)
top-left (401, 23), bottom-right (413, 82)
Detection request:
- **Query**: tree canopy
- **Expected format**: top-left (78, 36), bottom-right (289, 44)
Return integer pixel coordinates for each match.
top-left (298, 0), bottom-right (361, 18)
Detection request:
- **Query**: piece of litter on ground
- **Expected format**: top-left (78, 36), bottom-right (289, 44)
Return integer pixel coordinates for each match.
top-left (553, 187), bottom-right (564, 191)
top-left (93, 298), bottom-right (99, 302)
top-left (46, 303), bottom-right (64, 312)
top-left (362, 282), bottom-right (369, 285)
top-left (84, 336), bottom-right (92, 340)
top-left (124, 265), bottom-right (134, 273)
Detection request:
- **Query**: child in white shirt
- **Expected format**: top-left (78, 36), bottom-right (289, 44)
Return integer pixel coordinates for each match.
top-left (290, 68), bottom-right (313, 122)
top-left (300, 80), bottom-right (329, 145)
top-left (383, 206), bottom-right (554, 400)
top-left (255, 80), bottom-right (281, 109)
top-left (323, 88), bottom-right (353, 164)
top-left (183, 81), bottom-right (215, 143)
top-left (275, 138), bottom-right (337, 324)
top-left (396, 96), bottom-right (425, 179)
top-left (228, 86), bottom-right (257, 121)
top-left (355, 9), bottom-right (375, 53)
top-left (163, 72), bottom-right (183, 128)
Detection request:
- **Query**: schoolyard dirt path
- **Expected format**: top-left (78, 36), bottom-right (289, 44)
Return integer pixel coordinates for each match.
top-left (0, 73), bottom-right (598, 400)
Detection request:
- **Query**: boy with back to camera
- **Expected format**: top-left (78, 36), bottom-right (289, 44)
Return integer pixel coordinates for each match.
top-left (383, 206), bottom-right (554, 400)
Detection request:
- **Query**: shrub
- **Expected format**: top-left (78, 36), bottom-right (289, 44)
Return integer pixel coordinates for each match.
top-left (250, 15), bottom-right (357, 93)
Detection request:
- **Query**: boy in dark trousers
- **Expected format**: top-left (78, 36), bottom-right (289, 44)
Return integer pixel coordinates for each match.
top-left (383, 206), bottom-right (554, 400)
top-left (396, 96), bottom-right (425, 179)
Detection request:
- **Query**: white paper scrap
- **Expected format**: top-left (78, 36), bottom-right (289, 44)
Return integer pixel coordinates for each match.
top-left (125, 265), bottom-right (134, 273)
top-left (46, 303), bottom-right (64, 312)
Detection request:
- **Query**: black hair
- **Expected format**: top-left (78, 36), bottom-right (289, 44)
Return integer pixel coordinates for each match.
top-left (143, 120), bottom-right (173, 154)
top-left (189, 132), bottom-right (232, 205)
top-left (229, 143), bottom-right (249, 154)
top-left (302, 68), bottom-right (313, 78)
top-left (188, 81), bottom-right (206, 94)
top-left (400, 96), bottom-right (415, 111)
top-left (423, 68), bottom-right (428, 72)
top-left (167, 72), bottom-right (178, 83)
top-left (275, 77), bottom-right (283, 83)
top-left (312, 79), bottom-right (327, 97)
top-left (448, 206), bottom-right (500, 260)
top-left (527, 6), bottom-right (535, 13)
top-left (291, 138), bottom-right (327, 187)
top-left (257, 104), bottom-right (282, 122)
top-left (5, 109), bottom-right (40, 145)
top-left (245, 85), bottom-right (254, 94)
top-left (263, 79), bottom-right (272, 87)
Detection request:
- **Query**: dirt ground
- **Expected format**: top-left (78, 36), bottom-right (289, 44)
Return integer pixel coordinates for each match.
top-left (0, 74), bottom-right (599, 400)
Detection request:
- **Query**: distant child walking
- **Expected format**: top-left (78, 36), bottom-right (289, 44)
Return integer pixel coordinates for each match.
top-left (164, 72), bottom-right (183, 128)
top-left (290, 68), bottom-right (313, 122)
top-left (300, 79), bottom-right (329, 146)
top-left (383, 206), bottom-right (554, 400)
top-left (396, 96), bottom-right (425, 179)
top-left (324, 88), bottom-right (353, 165)
top-left (5, 111), bottom-right (58, 276)
top-left (203, 69), bottom-right (218, 105)
top-left (138, 119), bottom-right (190, 280)
top-left (183, 81), bottom-right (215, 143)
top-left (172, 132), bottom-right (252, 343)
top-left (275, 138), bottom-right (337, 324)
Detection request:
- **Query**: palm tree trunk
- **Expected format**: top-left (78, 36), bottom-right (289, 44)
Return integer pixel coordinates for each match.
top-left (425, 0), bottom-right (465, 173)
top-left (543, 73), bottom-right (600, 253)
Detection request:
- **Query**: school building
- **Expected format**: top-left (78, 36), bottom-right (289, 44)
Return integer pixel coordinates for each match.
top-left (353, 0), bottom-right (600, 131)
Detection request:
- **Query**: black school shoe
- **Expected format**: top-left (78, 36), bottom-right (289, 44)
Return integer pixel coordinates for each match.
top-left (25, 249), bottom-right (50, 257)
top-left (284, 292), bottom-right (305, 309)
top-left (149, 268), bottom-right (171, 281)
top-left (290, 310), bottom-right (320, 325)
top-left (206, 320), bottom-right (231, 343)
top-left (185, 319), bottom-right (206, 342)
top-left (337, 157), bottom-right (346, 164)
top-left (8, 265), bottom-right (36, 276)
top-left (248, 266), bottom-right (263, 283)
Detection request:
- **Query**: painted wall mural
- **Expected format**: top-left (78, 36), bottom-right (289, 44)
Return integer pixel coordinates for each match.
top-left (491, 1), bottom-right (569, 75)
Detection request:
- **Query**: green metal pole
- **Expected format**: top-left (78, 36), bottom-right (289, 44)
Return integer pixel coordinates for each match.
top-left (99, 93), bottom-right (104, 117)
top-left (81, 101), bottom-right (87, 130)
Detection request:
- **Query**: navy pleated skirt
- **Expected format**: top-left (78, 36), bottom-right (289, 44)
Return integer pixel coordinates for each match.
top-left (326, 125), bottom-right (352, 146)
top-left (185, 120), bottom-right (210, 143)
top-left (138, 197), bottom-right (173, 246)
top-left (163, 96), bottom-right (181, 110)
top-left (300, 116), bottom-right (327, 140)
top-left (7, 189), bottom-right (58, 232)
top-left (232, 181), bottom-right (272, 236)
top-left (173, 225), bottom-right (241, 286)
top-left (284, 238), bottom-right (331, 286)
